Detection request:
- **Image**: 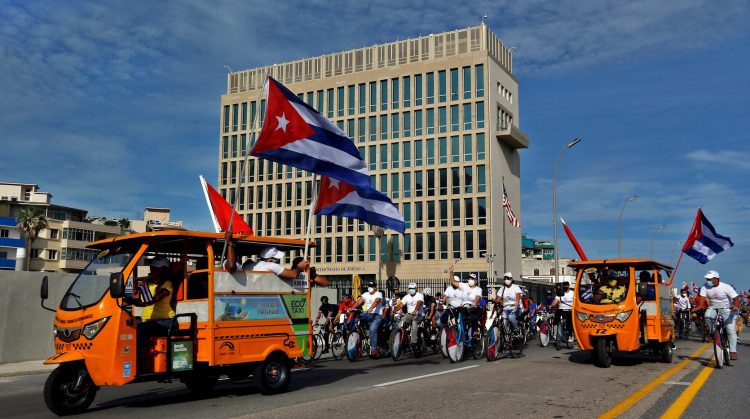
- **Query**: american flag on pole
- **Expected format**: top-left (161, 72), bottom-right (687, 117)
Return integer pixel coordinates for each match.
top-left (502, 182), bottom-right (521, 228)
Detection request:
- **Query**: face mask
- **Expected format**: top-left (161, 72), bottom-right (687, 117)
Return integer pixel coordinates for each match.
top-left (608, 280), bottom-right (617, 287)
top-left (681, 294), bottom-right (687, 298)
top-left (468, 279), bottom-right (477, 287)
top-left (704, 281), bottom-right (713, 289)
top-left (408, 289), bottom-right (416, 296)
top-left (504, 279), bottom-right (512, 286)
top-left (367, 287), bottom-right (374, 293)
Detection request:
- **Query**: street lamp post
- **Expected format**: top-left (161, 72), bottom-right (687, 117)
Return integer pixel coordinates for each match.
top-left (617, 195), bottom-right (639, 257)
top-left (553, 138), bottom-right (582, 285)
top-left (649, 224), bottom-right (667, 259)
top-left (371, 225), bottom-right (385, 290)
top-left (482, 252), bottom-right (496, 283)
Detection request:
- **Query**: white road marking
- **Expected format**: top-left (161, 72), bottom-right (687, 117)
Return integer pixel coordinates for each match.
top-left (663, 381), bottom-right (691, 386)
top-left (373, 365), bottom-right (478, 387)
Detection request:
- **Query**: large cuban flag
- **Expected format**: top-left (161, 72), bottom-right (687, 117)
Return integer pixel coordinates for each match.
top-left (315, 176), bottom-right (405, 234)
top-left (251, 77), bottom-right (370, 189)
top-left (682, 208), bottom-right (734, 264)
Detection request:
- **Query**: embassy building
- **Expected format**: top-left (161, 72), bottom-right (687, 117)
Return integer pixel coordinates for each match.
top-left (217, 24), bottom-right (529, 287)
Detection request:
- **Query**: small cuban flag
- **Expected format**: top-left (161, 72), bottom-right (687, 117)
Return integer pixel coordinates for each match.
top-left (682, 208), bottom-right (734, 264)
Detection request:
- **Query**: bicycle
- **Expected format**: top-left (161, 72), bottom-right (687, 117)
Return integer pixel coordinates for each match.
top-left (440, 307), bottom-right (485, 362)
top-left (711, 312), bottom-right (731, 369)
top-left (693, 310), bottom-right (709, 342)
top-left (676, 310), bottom-right (691, 340)
top-left (303, 324), bottom-right (325, 362)
top-left (485, 308), bottom-right (508, 361)
top-left (555, 312), bottom-right (573, 351)
top-left (537, 309), bottom-right (556, 347)
top-left (345, 310), bottom-right (389, 361)
top-left (389, 315), bottom-right (427, 361)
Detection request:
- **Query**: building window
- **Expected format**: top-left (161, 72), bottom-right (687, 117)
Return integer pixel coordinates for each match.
top-left (464, 166), bottom-right (473, 193)
top-left (380, 143), bottom-right (388, 169)
top-left (326, 88), bottom-right (334, 118)
top-left (391, 113), bottom-right (400, 139)
top-left (415, 233), bottom-right (424, 259)
top-left (478, 230), bottom-right (487, 255)
top-left (392, 173), bottom-right (400, 199)
top-left (369, 82), bottom-right (377, 112)
top-left (325, 237), bottom-right (333, 263)
top-left (415, 110), bottom-right (423, 136)
top-left (415, 140), bottom-right (423, 166)
top-left (439, 200), bottom-right (448, 227)
top-left (476, 133), bottom-right (485, 160)
top-left (223, 105), bottom-right (230, 133)
top-left (222, 137), bottom-right (229, 159)
top-left (478, 197), bottom-right (487, 225)
top-left (380, 79), bottom-right (388, 110)
top-left (358, 118), bottom-right (366, 143)
top-left (0, 229), bottom-right (8, 238)
top-left (415, 202), bottom-right (423, 228)
top-left (369, 145), bottom-right (377, 170)
top-left (369, 116), bottom-right (377, 141)
top-left (475, 64), bottom-right (484, 97)
top-left (465, 198), bottom-right (474, 226)
top-left (241, 102), bottom-right (247, 130)
top-left (346, 237), bottom-right (354, 262)
top-left (476, 101), bottom-right (485, 128)
top-left (347, 85), bottom-right (355, 115)
top-left (379, 174), bottom-right (388, 194)
top-left (438, 106), bottom-right (447, 133)
top-left (438, 70), bottom-right (446, 102)
top-left (439, 168), bottom-right (448, 195)
top-left (452, 231), bottom-right (461, 259)
top-left (62, 228), bottom-right (94, 242)
top-left (336, 237), bottom-right (343, 262)
top-left (426, 169), bottom-right (435, 196)
top-left (358, 84), bottom-right (366, 114)
top-left (403, 75), bottom-right (411, 107)
top-left (452, 199), bottom-right (461, 226)
top-left (403, 172), bottom-right (411, 198)
top-left (426, 72), bottom-right (434, 104)
top-left (427, 232), bottom-right (436, 260)
top-left (426, 138), bottom-right (435, 165)
top-left (465, 230), bottom-right (474, 259)
top-left (369, 236), bottom-right (376, 261)
top-left (438, 137), bottom-right (447, 164)
top-left (450, 68), bottom-right (459, 101)
top-left (403, 202), bottom-right (411, 229)
top-left (337, 86), bottom-right (345, 116)
top-left (403, 111), bottom-right (411, 137)
top-left (439, 231), bottom-right (448, 259)
top-left (477, 165), bottom-right (486, 193)
top-left (450, 105), bottom-right (459, 132)
top-left (415, 73), bottom-right (423, 106)
top-left (462, 66), bottom-right (471, 99)
top-left (357, 236), bottom-right (365, 262)
top-left (50, 229), bottom-right (59, 239)
top-left (403, 234), bottom-right (411, 261)
top-left (427, 201), bottom-right (435, 228)
top-left (392, 235), bottom-right (401, 262)
top-left (392, 78), bottom-right (400, 109)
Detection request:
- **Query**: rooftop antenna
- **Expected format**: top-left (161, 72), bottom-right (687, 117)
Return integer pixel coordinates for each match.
top-left (482, 14), bottom-right (488, 25)
top-left (223, 65), bottom-right (233, 74)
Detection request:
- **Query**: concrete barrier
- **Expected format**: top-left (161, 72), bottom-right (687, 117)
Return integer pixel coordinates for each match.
top-left (0, 271), bottom-right (75, 364)
top-left (0, 271), bottom-right (340, 365)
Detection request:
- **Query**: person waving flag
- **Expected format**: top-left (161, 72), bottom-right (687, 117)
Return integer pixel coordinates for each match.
top-left (251, 76), bottom-right (370, 189)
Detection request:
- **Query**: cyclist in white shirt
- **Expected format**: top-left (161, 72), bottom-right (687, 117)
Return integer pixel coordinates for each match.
top-left (393, 283), bottom-right (424, 343)
top-left (352, 280), bottom-right (384, 358)
top-left (440, 266), bottom-right (466, 328)
top-left (675, 289), bottom-right (692, 311)
top-left (494, 272), bottom-right (523, 332)
top-left (461, 273), bottom-right (483, 336)
top-left (700, 270), bottom-right (740, 361)
top-left (551, 281), bottom-right (575, 342)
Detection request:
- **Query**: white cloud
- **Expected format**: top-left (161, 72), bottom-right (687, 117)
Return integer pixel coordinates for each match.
top-left (685, 150), bottom-right (750, 171)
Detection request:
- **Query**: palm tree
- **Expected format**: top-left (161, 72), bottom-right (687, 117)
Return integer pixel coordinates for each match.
top-left (117, 218), bottom-right (131, 234)
top-left (15, 206), bottom-right (49, 271)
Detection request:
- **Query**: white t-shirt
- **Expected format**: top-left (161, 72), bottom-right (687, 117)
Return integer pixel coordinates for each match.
top-left (461, 283), bottom-right (482, 306)
top-left (401, 292), bottom-right (424, 315)
top-left (444, 285), bottom-right (464, 308)
top-left (241, 260), bottom-right (284, 275)
top-left (361, 291), bottom-right (384, 315)
top-left (557, 290), bottom-right (574, 311)
top-left (700, 282), bottom-right (738, 310)
top-left (498, 284), bottom-right (522, 309)
top-left (676, 296), bottom-right (692, 311)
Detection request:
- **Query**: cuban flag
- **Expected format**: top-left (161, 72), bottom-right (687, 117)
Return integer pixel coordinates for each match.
top-left (315, 176), bottom-right (405, 234)
top-left (682, 208), bottom-right (734, 264)
top-left (251, 77), bottom-right (370, 189)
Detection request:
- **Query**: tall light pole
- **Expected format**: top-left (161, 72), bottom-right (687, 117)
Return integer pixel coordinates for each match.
top-left (649, 224), bottom-right (667, 259)
top-left (371, 225), bottom-right (385, 290)
top-left (617, 194), bottom-right (639, 257)
top-left (482, 252), bottom-right (496, 282)
top-left (553, 138), bottom-right (581, 285)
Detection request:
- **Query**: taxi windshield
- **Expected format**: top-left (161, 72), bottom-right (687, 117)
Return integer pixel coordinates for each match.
top-left (60, 248), bottom-right (136, 310)
top-left (577, 266), bottom-right (630, 305)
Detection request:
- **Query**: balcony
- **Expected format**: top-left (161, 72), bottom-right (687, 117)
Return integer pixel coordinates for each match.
top-left (496, 120), bottom-right (529, 149)
top-left (0, 237), bottom-right (24, 248)
top-left (0, 259), bottom-right (16, 269)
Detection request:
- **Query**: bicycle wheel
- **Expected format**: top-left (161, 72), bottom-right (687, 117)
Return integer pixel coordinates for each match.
top-left (722, 328), bottom-right (731, 366)
top-left (440, 327), bottom-right (449, 358)
top-left (445, 326), bottom-right (464, 362)
top-left (413, 329), bottom-right (426, 359)
top-left (312, 334), bottom-right (325, 360)
top-left (713, 328), bottom-right (724, 369)
top-left (539, 320), bottom-right (550, 347)
top-left (330, 332), bottom-right (346, 360)
top-left (485, 326), bottom-right (500, 361)
top-left (390, 329), bottom-right (404, 361)
top-left (517, 325), bottom-right (527, 355)
top-left (473, 331), bottom-right (486, 359)
top-left (346, 331), bottom-right (361, 362)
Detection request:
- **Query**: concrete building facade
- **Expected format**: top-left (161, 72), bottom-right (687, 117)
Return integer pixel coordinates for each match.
top-left (218, 25), bottom-right (529, 285)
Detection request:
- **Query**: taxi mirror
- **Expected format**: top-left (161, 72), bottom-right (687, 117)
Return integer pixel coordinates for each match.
top-left (637, 281), bottom-right (649, 299)
top-left (109, 272), bottom-right (125, 298)
top-left (41, 275), bottom-right (48, 300)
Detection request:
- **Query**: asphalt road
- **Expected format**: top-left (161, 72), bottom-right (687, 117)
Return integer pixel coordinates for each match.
top-left (1, 326), bottom-right (747, 418)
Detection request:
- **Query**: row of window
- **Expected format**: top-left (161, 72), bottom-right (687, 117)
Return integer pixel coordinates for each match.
top-left (221, 104), bottom-right (487, 161)
top-left (224, 195), bottom-right (487, 239)
top-left (221, 133), bottom-right (487, 186)
top-left (62, 228), bottom-right (94, 242)
top-left (308, 230), bottom-right (488, 264)
top-left (223, 65), bottom-right (486, 133)
top-left (221, 165), bottom-right (487, 213)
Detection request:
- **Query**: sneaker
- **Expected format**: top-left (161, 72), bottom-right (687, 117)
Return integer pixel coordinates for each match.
top-left (369, 350), bottom-right (379, 358)
top-left (671, 342), bottom-right (677, 350)
top-left (730, 352), bottom-right (737, 361)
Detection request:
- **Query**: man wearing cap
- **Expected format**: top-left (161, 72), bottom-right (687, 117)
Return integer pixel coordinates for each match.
top-left (494, 272), bottom-right (523, 333)
top-left (223, 230), bottom-right (309, 279)
top-left (700, 270), bottom-right (740, 360)
top-left (394, 283), bottom-right (424, 343)
top-left (351, 280), bottom-right (384, 357)
top-left (462, 273), bottom-right (483, 336)
top-left (439, 265), bottom-right (465, 328)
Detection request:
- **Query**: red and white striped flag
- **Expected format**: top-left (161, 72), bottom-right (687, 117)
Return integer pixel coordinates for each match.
top-left (502, 183), bottom-right (521, 228)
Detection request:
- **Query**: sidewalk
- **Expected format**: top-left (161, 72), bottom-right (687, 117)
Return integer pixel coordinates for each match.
top-left (0, 360), bottom-right (55, 378)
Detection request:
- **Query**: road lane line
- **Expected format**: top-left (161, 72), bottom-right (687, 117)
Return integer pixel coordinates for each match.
top-left (373, 365), bottom-right (478, 387)
top-left (659, 361), bottom-right (716, 419)
top-left (598, 342), bottom-right (710, 419)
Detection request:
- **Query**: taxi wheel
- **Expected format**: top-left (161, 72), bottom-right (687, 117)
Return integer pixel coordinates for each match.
top-left (660, 342), bottom-right (674, 363)
top-left (44, 363), bottom-right (98, 416)
top-left (594, 338), bottom-right (612, 368)
top-left (255, 355), bottom-right (290, 395)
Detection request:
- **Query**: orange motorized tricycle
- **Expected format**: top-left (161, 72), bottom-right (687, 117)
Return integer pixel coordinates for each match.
top-left (571, 259), bottom-right (676, 368)
top-left (40, 230), bottom-right (314, 415)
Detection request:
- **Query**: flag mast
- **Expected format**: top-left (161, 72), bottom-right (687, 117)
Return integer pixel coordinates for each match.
top-left (668, 208), bottom-right (701, 286)
top-left (303, 175), bottom-right (320, 260)
top-left (502, 176), bottom-right (507, 274)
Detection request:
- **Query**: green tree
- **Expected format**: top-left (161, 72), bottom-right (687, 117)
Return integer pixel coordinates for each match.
top-left (117, 218), bottom-right (131, 234)
top-left (15, 206), bottom-right (49, 271)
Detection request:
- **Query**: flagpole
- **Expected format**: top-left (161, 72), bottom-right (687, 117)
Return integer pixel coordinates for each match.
top-left (502, 176), bottom-right (507, 276)
top-left (303, 174), bottom-right (320, 261)
top-left (220, 75), bottom-right (270, 266)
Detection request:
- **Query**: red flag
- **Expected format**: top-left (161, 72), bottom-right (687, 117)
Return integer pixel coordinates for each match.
top-left (199, 175), bottom-right (253, 235)
top-left (560, 217), bottom-right (587, 261)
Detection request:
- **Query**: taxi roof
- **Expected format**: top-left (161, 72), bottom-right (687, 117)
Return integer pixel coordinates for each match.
top-left (568, 258), bottom-right (673, 270)
top-left (87, 230), bottom-right (314, 255)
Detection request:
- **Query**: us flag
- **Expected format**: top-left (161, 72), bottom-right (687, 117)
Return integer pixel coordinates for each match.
top-left (503, 183), bottom-right (521, 228)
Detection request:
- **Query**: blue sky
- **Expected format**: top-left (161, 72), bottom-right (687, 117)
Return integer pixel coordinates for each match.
top-left (1, 1), bottom-right (748, 290)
